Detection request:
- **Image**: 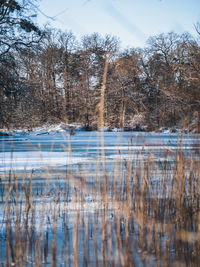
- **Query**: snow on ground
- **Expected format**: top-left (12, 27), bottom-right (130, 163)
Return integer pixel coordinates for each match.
top-left (0, 122), bottom-right (185, 136)
top-left (0, 122), bottom-right (85, 136)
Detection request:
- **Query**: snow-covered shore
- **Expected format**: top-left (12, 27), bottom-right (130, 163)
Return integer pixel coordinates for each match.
top-left (0, 122), bottom-right (186, 137)
top-left (0, 122), bottom-right (84, 136)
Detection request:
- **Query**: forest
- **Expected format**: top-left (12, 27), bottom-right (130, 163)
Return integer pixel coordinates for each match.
top-left (0, 0), bottom-right (200, 132)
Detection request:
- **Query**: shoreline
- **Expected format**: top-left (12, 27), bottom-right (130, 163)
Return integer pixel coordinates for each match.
top-left (0, 122), bottom-right (196, 137)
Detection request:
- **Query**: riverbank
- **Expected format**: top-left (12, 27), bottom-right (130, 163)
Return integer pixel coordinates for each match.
top-left (0, 122), bottom-right (196, 137)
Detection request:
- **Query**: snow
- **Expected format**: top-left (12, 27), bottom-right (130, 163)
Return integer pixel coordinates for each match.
top-left (0, 151), bottom-right (89, 172)
top-left (111, 128), bottom-right (124, 132)
top-left (88, 145), bottom-right (192, 150)
top-left (0, 126), bottom-right (199, 173)
top-left (0, 122), bottom-right (85, 136)
top-left (0, 122), bottom-right (192, 137)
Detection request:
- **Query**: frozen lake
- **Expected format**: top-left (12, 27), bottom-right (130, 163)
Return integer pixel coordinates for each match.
top-left (1, 131), bottom-right (199, 172)
top-left (0, 131), bottom-right (200, 266)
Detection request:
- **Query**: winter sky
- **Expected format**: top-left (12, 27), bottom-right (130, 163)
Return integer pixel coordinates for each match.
top-left (37, 0), bottom-right (200, 48)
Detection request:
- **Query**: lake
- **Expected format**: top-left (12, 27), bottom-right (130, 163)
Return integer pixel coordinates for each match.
top-left (0, 131), bottom-right (200, 266)
top-left (1, 131), bottom-right (198, 171)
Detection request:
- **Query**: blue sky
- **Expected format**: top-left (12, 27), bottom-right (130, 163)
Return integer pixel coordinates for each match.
top-left (37, 0), bottom-right (200, 48)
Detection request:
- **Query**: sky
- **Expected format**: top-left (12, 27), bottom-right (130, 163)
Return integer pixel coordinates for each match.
top-left (36, 0), bottom-right (200, 49)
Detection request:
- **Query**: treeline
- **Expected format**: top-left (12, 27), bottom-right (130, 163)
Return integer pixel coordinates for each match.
top-left (0, 2), bottom-right (200, 131)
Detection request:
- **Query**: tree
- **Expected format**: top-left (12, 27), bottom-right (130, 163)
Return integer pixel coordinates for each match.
top-left (0, 0), bottom-right (42, 127)
top-left (0, 0), bottom-right (41, 57)
top-left (77, 33), bottom-right (120, 127)
top-left (143, 32), bottom-right (187, 128)
top-left (0, 0), bottom-right (42, 98)
top-left (106, 48), bottom-right (144, 128)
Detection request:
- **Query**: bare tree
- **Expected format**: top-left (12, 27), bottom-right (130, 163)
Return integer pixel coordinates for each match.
top-left (0, 0), bottom-right (42, 57)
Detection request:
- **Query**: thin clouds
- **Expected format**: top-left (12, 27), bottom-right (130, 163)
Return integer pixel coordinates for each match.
top-left (57, 14), bottom-right (88, 36)
top-left (82, 0), bottom-right (92, 6)
top-left (103, 2), bottom-right (146, 43)
top-left (52, 8), bottom-right (69, 20)
top-left (39, 4), bottom-right (88, 36)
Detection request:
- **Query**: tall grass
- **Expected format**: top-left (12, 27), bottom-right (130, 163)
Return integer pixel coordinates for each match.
top-left (0, 135), bottom-right (200, 266)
